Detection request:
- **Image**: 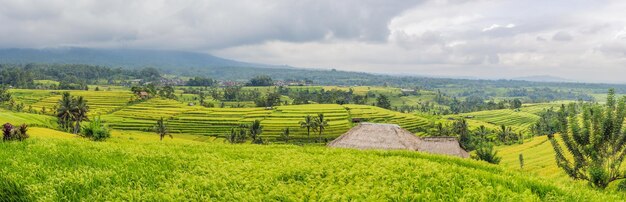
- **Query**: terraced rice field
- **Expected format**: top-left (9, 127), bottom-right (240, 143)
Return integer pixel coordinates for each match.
top-left (450, 109), bottom-right (540, 135)
top-left (98, 98), bottom-right (432, 142)
top-left (10, 89), bottom-right (134, 116)
top-left (344, 104), bottom-right (432, 133)
top-left (0, 109), bottom-right (57, 128)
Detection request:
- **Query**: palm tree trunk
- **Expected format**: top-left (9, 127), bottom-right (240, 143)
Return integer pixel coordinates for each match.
top-left (73, 117), bottom-right (81, 134)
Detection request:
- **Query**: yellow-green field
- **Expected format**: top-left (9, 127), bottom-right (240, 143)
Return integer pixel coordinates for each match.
top-left (1, 127), bottom-right (624, 201)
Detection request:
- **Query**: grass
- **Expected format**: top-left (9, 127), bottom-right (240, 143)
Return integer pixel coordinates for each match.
top-left (0, 109), bottom-right (57, 128)
top-left (2, 129), bottom-right (624, 201)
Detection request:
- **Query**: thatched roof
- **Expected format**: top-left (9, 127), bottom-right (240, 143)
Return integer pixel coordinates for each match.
top-left (328, 123), bottom-right (469, 158)
top-left (327, 123), bottom-right (421, 150)
top-left (419, 137), bottom-right (470, 158)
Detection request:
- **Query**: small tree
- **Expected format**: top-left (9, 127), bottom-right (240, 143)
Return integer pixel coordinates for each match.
top-left (299, 115), bottom-right (316, 143)
top-left (154, 117), bottom-right (171, 141)
top-left (314, 113), bottom-right (329, 143)
top-left (549, 89), bottom-right (626, 188)
top-left (249, 120), bottom-right (263, 144)
top-left (472, 143), bottom-right (501, 164)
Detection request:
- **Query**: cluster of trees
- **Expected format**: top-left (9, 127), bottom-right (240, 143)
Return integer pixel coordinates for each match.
top-left (299, 114), bottom-right (329, 143)
top-left (431, 119), bottom-right (523, 164)
top-left (0, 64), bottom-right (163, 89)
top-left (246, 75), bottom-right (273, 86)
top-left (226, 120), bottom-right (264, 144)
top-left (2, 123), bottom-right (29, 142)
top-left (186, 77), bottom-right (216, 86)
top-left (56, 92), bottom-right (89, 134)
top-left (531, 105), bottom-right (568, 137)
top-left (506, 88), bottom-right (594, 103)
top-left (130, 84), bottom-right (176, 100)
top-left (284, 88), bottom-right (368, 105)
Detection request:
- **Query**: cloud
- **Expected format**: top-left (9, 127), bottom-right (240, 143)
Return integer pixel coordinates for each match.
top-left (482, 24), bottom-right (516, 32)
top-left (2, 0), bottom-right (626, 83)
top-left (552, 31), bottom-right (573, 41)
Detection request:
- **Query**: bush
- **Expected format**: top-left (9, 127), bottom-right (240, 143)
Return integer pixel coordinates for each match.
top-left (472, 143), bottom-right (501, 164)
top-left (2, 123), bottom-right (14, 141)
top-left (80, 117), bottom-right (111, 141)
top-left (0, 176), bottom-right (30, 202)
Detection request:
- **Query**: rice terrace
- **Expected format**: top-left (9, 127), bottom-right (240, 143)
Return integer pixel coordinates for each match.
top-left (3, 0), bottom-right (626, 201)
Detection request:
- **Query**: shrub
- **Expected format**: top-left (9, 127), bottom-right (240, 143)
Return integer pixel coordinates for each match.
top-left (16, 124), bottom-right (29, 141)
top-left (472, 143), bottom-right (501, 164)
top-left (80, 117), bottom-right (111, 141)
top-left (2, 123), bottom-right (14, 141)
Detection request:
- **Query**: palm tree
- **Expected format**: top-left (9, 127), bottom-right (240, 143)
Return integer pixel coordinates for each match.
top-left (299, 115), bottom-right (315, 143)
top-left (249, 120), bottom-right (263, 144)
top-left (314, 113), bottom-right (329, 143)
top-left (72, 96), bottom-right (89, 134)
top-left (56, 92), bottom-right (75, 131)
top-left (154, 117), bottom-right (170, 141)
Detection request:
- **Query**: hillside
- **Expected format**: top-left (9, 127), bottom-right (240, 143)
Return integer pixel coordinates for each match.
top-left (1, 128), bottom-right (623, 201)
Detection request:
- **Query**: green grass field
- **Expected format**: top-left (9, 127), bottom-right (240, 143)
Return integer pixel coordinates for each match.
top-left (1, 129), bottom-right (624, 201)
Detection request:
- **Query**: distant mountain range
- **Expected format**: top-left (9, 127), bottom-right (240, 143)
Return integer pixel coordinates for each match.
top-left (0, 47), bottom-right (281, 69)
top-left (512, 75), bottom-right (573, 83)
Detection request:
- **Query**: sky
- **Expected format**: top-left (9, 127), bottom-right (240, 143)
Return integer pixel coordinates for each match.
top-left (1, 0), bottom-right (626, 83)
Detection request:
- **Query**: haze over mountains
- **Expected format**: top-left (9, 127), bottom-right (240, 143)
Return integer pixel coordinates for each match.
top-left (0, 48), bottom-right (585, 84)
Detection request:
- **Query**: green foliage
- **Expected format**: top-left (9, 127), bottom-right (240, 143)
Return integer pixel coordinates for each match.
top-left (0, 176), bottom-right (30, 202)
top-left (56, 92), bottom-right (90, 133)
top-left (314, 113), bottom-right (329, 143)
top-left (246, 75), bottom-right (273, 86)
top-left (80, 117), bottom-right (111, 141)
top-left (280, 128), bottom-right (290, 143)
top-left (375, 94), bottom-right (391, 109)
top-left (249, 120), bottom-right (263, 144)
top-left (299, 115), bottom-right (315, 142)
top-left (549, 89), bottom-right (626, 188)
top-left (154, 117), bottom-right (171, 141)
top-left (473, 143), bottom-right (502, 164)
top-left (186, 77), bottom-right (215, 86)
top-left (453, 119), bottom-right (473, 150)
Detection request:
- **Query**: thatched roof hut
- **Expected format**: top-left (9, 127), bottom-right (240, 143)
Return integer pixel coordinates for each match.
top-left (328, 123), bottom-right (469, 158)
top-left (419, 137), bottom-right (470, 158)
top-left (327, 123), bottom-right (422, 150)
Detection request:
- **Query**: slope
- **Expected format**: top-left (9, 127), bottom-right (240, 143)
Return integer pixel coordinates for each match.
top-left (1, 129), bottom-right (623, 201)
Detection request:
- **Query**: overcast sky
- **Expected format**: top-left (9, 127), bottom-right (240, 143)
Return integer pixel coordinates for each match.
top-left (1, 0), bottom-right (626, 83)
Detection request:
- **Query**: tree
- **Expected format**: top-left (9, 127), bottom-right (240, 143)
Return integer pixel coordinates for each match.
top-left (56, 92), bottom-right (75, 131)
top-left (511, 98), bottom-right (523, 109)
top-left (72, 96), bottom-right (89, 134)
top-left (549, 89), bottom-right (626, 188)
top-left (247, 75), bottom-right (273, 86)
top-left (249, 120), bottom-right (263, 144)
top-left (281, 128), bottom-right (290, 143)
top-left (453, 119), bottom-right (473, 150)
top-left (300, 115), bottom-right (316, 143)
top-left (154, 117), bottom-right (171, 141)
top-left (498, 125), bottom-right (518, 145)
top-left (0, 85), bottom-right (11, 103)
top-left (376, 94), bottom-right (391, 109)
top-left (472, 143), bottom-right (501, 164)
top-left (314, 113), bottom-right (329, 143)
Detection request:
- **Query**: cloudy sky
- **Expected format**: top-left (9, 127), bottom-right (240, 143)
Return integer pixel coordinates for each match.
top-left (1, 0), bottom-right (626, 83)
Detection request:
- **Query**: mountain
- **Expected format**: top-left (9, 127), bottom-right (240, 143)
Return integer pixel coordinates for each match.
top-left (511, 75), bottom-right (573, 83)
top-left (0, 47), bottom-right (277, 69)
